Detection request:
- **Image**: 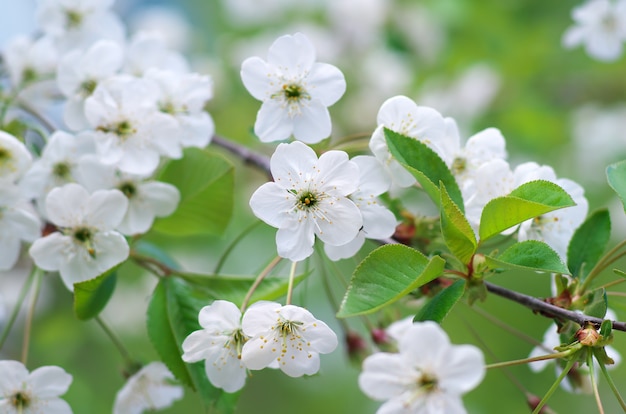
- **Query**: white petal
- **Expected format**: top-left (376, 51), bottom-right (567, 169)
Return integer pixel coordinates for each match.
top-left (241, 336), bottom-right (280, 370)
top-left (291, 100), bottom-right (332, 144)
top-left (181, 330), bottom-right (214, 363)
top-left (198, 300), bottom-right (242, 329)
top-left (276, 219), bottom-right (315, 261)
top-left (0, 360), bottom-right (28, 393)
top-left (361, 204), bottom-right (397, 239)
top-left (87, 189), bottom-right (129, 230)
top-left (267, 33), bottom-right (315, 73)
top-left (269, 141), bottom-right (318, 187)
top-left (241, 56), bottom-right (272, 101)
top-left (45, 183), bottom-right (89, 227)
top-left (249, 182), bottom-right (294, 228)
top-left (29, 366), bottom-right (72, 398)
top-left (241, 301), bottom-right (282, 336)
top-left (254, 100), bottom-right (294, 142)
top-left (438, 344), bottom-right (485, 394)
top-left (324, 234), bottom-right (365, 261)
top-left (315, 151), bottom-right (359, 196)
top-left (306, 62), bottom-right (346, 106)
top-left (29, 233), bottom-right (72, 272)
top-left (314, 197), bottom-right (362, 246)
top-left (91, 231), bottom-right (129, 274)
top-left (359, 352), bottom-right (414, 400)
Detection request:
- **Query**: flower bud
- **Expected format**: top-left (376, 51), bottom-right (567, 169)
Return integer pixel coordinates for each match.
top-left (576, 324), bottom-right (600, 346)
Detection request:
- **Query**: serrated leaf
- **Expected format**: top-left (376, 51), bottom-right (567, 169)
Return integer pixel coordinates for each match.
top-left (485, 240), bottom-right (569, 274)
top-left (607, 160), bottom-right (626, 211)
top-left (154, 148), bottom-right (234, 236)
top-left (414, 279), bottom-right (466, 323)
top-left (147, 278), bottom-right (236, 412)
top-left (384, 128), bottom-right (464, 212)
top-left (479, 180), bottom-right (575, 241)
top-left (582, 289), bottom-right (607, 318)
top-left (177, 273), bottom-right (307, 307)
top-left (440, 183), bottom-right (476, 263)
top-left (73, 266), bottom-right (118, 320)
top-left (567, 209), bottom-right (610, 279)
top-left (337, 244), bottom-right (445, 318)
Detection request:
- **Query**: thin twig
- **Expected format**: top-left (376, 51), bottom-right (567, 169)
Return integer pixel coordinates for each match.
top-left (211, 135), bottom-right (272, 177)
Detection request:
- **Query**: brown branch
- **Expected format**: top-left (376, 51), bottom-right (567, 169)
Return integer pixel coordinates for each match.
top-left (211, 135), bottom-right (271, 177)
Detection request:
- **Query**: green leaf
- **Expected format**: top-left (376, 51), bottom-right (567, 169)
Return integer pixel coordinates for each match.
top-left (414, 279), bottom-right (466, 323)
top-left (567, 210), bottom-right (611, 279)
top-left (147, 278), bottom-right (237, 412)
top-left (73, 267), bottom-right (118, 320)
top-left (384, 128), bottom-right (464, 212)
top-left (607, 160), bottom-right (626, 211)
top-left (485, 240), bottom-right (569, 274)
top-left (479, 180), bottom-right (575, 241)
top-left (177, 273), bottom-right (307, 307)
top-left (614, 269), bottom-right (626, 279)
top-left (440, 183), bottom-right (476, 263)
top-left (581, 288), bottom-right (607, 319)
top-left (337, 244), bottom-right (445, 318)
top-left (154, 148), bottom-right (235, 236)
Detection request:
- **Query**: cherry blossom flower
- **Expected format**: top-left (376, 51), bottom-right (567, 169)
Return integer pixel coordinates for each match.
top-left (181, 300), bottom-right (248, 393)
top-left (29, 183), bottom-right (129, 290)
top-left (369, 96), bottom-right (448, 188)
top-left (324, 155), bottom-right (396, 261)
top-left (359, 321), bottom-right (485, 414)
top-left (123, 32), bottom-right (189, 76)
top-left (56, 40), bottom-right (124, 131)
top-left (249, 141), bottom-right (362, 262)
top-left (0, 185), bottom-right (41, 271)
top-left (241, 301), bottom-right (338, 377)
top-left (240, 32), bottom-right (346, 143)
top-left (0, 360), bottom-right (73, 414)
top-left (83, 76), bottom-right (179, 175)
top-left (2, 35), bottom-right (58, 89)
top-left (563, 0), bottom-right (626, 62)
top-left (0, 131), bottom-right (32, 184)
top-left (113, 362), bottom-right (183, 414)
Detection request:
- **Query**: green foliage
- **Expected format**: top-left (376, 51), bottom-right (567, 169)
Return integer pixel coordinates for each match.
top-left (607, 160), bottom-right (626, 212)
top-left (384, 128), bottom-right (464, 211)
top-left (479, 180), bottom-right (575, 241)
top-left (440, 183), bottom-right (477, 264)
top-left (485, 240), bottom-right (569, 274)
top-left (581, 289), bottom-right (607, 319)
top-left (337, 244), bottom-right (445, 318)
top-left (567, 209), bottom-right (611, 279)
top-left (154, 148), bottom-right (235, 236)
top-left (414, 279), bottom-right (466, 323)
top-left (147, 277), bottom-right (238, 413)
top-left (73, 267), bottom-right (118, 320)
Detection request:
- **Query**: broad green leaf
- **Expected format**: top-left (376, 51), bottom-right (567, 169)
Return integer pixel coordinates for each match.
top-left (384, 128), bottom-right (464, 212)
top-left (607, 160), bottom-right (626, 211)
top-left (414, 279), bottom-right (466, 323)
top-left (337, 244), bottom-right (445, 318)
top-left (73, 267), bottom-right (118, 320)
top-left (154, 148), bottom-right (235, 236)
top-left (147, 278), bottom-right (237, 412)
top-left (440, 183), bottom-right (476, 263)
top-left (567, 209), bottom-right (610, 279)
top-left (177, 273), bottom-right (307, 307)
top-left (479, 180), bottom-right (575, 241)
top-left (485, 240), bottom-right (569, 274)
top-left (582, 288), bottom-right (607, 318)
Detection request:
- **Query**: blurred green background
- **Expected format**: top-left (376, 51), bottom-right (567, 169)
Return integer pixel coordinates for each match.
top-left (2, 0), bottom-right (626, 412)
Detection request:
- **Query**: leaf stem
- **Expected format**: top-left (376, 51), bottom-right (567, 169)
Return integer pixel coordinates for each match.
top-left (240, 256), bottom-right (282, 312)
top-left (95, 316), bottom-right (134, 367)
top-left (532, 357), bottom-right (578, 414)
top-left (21, 268), bottom-right (42, 365)
top-left (596, 352), bottom-right (626, 412)
top-left (486, 350), bottom-right (573, 370)
top-left (214, 221), bottom-right (261, 275)
top-left (0, 266), bottom-right (37, 351)
top-left (581, 239), bottom-right (626, 293)
top-left (588, 349), bottom-right (605, 414)
top-left (286, 261), bottom-right (298, 305)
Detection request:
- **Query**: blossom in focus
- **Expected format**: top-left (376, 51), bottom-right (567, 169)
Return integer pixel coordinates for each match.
top-left (241, 32), bottom-right (346, 143)
top-left (0, 360), bottom-right (73, 414)
top-left (249, 141), bottom-right (362, 261)
top-left (181, 300), bottom-right (248, 393)
top-left (113, 362), bottom-right (183, 414)
top-left (359, 321), bottom-right (485, 414)
top-left (324, 155), bottom-right (396, 261)
top-left (562, 0), bottom-right (626, 62)
top-left (369, 95), bottom-right (448, 188)
top-left (29, 183), bottom-right (129, 290)
top-left (241, 301), bottom-right (338, 377)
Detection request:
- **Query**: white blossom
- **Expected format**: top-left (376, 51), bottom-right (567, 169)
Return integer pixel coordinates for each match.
top-left (241, 301), bottom-right (338, 377)
top-left (0, 185), bottom-right (41, 271)
top-left (359, 321), bottom-right (485, 414)
top-left (563, 0), bottom-right (626, 62)
top-left (249, 141), bottom-right (362, 262)
top-left (240, 32), bottom-right (346, 143)
top-left (113, 362), bottom-right (183, 414)
top-left (0, 360), bottom-right (73, 414)
top-left (0, 131), bottom-right (32, 184)
top-left (181, 300), bottom-right (248, 393)
top-left (324, 155), bottom-right (396, 261)
top-left (123, 32), bottom-right (189, 77)
top-left (29, 183), bottom-right (129, 290)
top-left (2, 35), bottom-right (58, 88)
top-left (369, 96), bottom-right (448, 188)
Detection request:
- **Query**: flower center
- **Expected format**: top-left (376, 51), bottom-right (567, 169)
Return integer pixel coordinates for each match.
top-left (602, 13), bottom-right (617, 32)
top-left (21, 67), bottom-right (37, 85)
top-left (278, 320), bottom-right (303, 336)
top-left (283, 83), bottom-right (307, 100)
top-left (65, 9), bottom-right (83, 29)
top-left (451, 156), bottom-right (467, 175)
top-left (97, 120), bottom-right (136, 139)
top-left (417, 372), bottom-right (438, 392)
top-left (118, 181), bottom-right (137, 199)
top-left (296, 191), bottom-right (318, 209)
top-left (72, 226), bottom-right (97, 258)
top-left (79, 79), bottom-right (97, 97)
top-left (11, 391), bottom-right (31, 409)
top-left (52, 162), bottom-right (72, 179)
top-left (0, 147), bottom-right (11, 164)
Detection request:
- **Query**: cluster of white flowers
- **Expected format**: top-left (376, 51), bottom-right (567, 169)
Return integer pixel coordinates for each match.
top-left (181, 300), bottom-right (338, 392)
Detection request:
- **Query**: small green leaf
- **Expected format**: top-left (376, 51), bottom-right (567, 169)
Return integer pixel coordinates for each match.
top-left (600, 319), bottom-right (612, 339)
top-left (479, 180), bottom-right (575, 241)
top-left (440, 183), bottom-right (476, 264)
top-left (614, 269), bottom-right (626, 279)
top-left (567, 210), bottom-right (611, 279)
top-left (337, 244), bottom-right (445, 318)
top-left (581, 288), bottom-right (607, 319)
top-left (384, 128), bottom-right (464, 212)
top-left (607, 160), bottom-right (626, 211)
top-left (414, 279), bottom-right (466, 323)
top-left (147, 278), bottom-right (237, 412)
top-left (73, 267), bottom-right (118, 320)
top-left (485, 240), bottom-right (569, 274)
top-left (154, 148), bottom-right (235, 236)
